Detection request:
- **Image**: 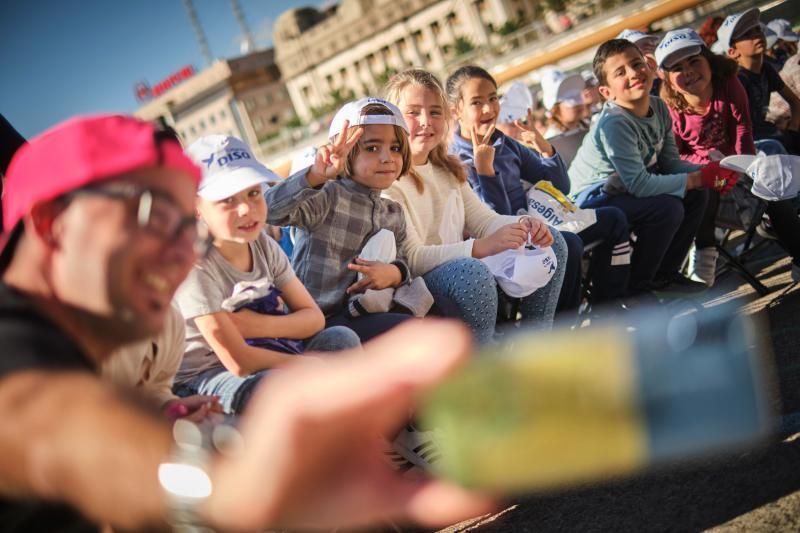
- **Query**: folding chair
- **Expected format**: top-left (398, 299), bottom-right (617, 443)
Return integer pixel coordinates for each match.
top-left (548, 128), bottom-right (588, 170)
top-left (713, 178), bottom-right (772, 296)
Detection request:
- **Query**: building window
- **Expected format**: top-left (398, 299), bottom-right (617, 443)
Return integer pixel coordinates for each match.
top-left (271, 114), bottom-right (279, 124)
top-left (209, 115), bottom-right (216, 126)
top-left (198, 120), bottom-right (206, 131)
top-left (190, 125), bottom-right (197, 136)
top-left (431, 21), bottom-right (440, 35)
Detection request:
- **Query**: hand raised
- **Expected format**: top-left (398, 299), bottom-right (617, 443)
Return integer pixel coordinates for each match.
top-left (307, 121), bottom-right (364, 186)
top-left (471, 124), bottom-right (496, 177)
top-left (514, 108), bottom-right (554, 157)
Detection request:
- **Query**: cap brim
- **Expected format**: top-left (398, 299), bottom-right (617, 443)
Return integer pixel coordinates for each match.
top-left (661, 45), bottom-right (703, 69)
top-left (198, 166), bottom-right (276, 201)
top-left (731, 8), bottom-right (761, 41)
top-left (720, 154), bottom-right (757, 172)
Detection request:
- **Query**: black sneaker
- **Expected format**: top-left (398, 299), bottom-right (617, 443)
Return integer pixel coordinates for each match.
top-left (652, 272), bottom-right (708, 296)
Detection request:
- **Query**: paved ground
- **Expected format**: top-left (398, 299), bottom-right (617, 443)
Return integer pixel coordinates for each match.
top-left (431, 241), bottom-right (800, 533)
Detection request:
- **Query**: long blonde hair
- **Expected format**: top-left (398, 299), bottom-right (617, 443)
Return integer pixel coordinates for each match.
top-left (383, 69), bottom-right (467, 192)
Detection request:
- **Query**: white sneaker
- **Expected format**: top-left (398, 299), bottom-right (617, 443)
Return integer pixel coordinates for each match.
top-left (690, 247), bottom-right (718, 287)
top-left (391, 424), bottom-right (443, 472)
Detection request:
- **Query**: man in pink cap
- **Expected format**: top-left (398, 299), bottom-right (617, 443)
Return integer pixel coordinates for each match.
top-left (0, 115), bottom-right (492, 531)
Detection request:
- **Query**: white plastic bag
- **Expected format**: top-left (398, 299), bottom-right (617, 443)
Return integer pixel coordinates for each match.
top-left (527, 181), bottom-right (596, 234)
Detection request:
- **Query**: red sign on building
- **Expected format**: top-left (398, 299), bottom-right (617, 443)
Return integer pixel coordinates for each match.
top-left (135, 65), bottom-right (196, 102)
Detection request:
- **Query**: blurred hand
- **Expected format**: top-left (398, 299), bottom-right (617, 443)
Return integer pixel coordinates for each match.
top-left (202, 320), bottom-right (497, 531)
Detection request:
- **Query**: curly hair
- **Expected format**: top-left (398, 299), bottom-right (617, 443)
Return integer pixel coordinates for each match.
top-left (659, 48), bottom-right (739, 114)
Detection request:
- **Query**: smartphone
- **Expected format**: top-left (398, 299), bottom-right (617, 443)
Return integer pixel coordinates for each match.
top-left (419, 305), bottom-right (774, 493)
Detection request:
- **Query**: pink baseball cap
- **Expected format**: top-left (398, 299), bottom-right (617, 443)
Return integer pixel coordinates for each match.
top-left (0, 114), bottom-right (201, 268)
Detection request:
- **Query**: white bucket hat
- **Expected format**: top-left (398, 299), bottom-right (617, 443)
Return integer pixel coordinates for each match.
top-left (186, 134), bottom-right (278, 201)
top-left (716, 8), bottom-right (761, 52)
top-left (328, 97), bottom-right (408, 140)
top-left (655, 28), bottom-right (706, 70)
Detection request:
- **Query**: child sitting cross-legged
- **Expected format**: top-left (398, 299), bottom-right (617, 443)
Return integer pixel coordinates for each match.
top-left (174, 135), bottom-right (360, 415)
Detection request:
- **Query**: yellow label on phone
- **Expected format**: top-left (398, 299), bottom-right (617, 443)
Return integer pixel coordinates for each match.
top-left (421, 327), bottom-right (648, 492)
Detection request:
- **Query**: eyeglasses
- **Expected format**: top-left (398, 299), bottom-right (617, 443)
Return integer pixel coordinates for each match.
top-left (70, 183), bottom-right (211, 257)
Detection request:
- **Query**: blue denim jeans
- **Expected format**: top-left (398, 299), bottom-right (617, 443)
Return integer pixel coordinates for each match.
top-left (174, 326), bottom-right (360, 414)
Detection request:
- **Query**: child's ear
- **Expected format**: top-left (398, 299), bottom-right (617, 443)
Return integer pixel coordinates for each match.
top-left (597, 85), bottom-right (613, 101)
top-left (726, 47), bottom-right (740, 60)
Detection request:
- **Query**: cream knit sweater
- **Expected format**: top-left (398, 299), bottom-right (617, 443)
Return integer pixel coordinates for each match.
top-left (383, 162), bottom-right (518, 277)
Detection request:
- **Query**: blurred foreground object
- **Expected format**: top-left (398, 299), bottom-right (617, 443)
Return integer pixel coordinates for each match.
top-left (422, 305), bottom-right (773, 492)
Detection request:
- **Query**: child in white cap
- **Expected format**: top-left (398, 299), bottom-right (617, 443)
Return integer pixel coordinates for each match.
top-left (174, 134), bottom-right (361, 414)
top-left (617, 29), bottom-right (662, 95)
top-left (265, 98), bottom-right (438, 342)
top-left (539, 68), bottom-right (589, 139)
top-left (658, 28), bottom-right (800, 285)
top-left (718, 8), bottom-right (800, 154)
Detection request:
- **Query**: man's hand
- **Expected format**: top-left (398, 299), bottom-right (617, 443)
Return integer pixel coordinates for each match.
top-left (471, 125), bottom-right (497, 176)
top-left (346, 259), bottom-right (403, 294)
top-left (202, 320), bottom-right (497, 531)
top-left (306, 122), bottom-right (364, 187)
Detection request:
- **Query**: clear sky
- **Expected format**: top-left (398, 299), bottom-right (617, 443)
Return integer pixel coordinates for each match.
top-left (1, 0), bottom-right (317, 138)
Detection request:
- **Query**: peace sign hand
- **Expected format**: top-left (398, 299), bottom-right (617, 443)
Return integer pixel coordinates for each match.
top-left (513, 108), bottom-right (555, 157)
top-left (306, 121), bottom-right (364, 187)
top-left (471, 124), bottom-right (496, 177)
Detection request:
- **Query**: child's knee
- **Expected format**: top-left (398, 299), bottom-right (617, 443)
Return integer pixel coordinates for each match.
top-left (648, 196), bottom-right (684, 228)
top-left (311, 326), bottom-right (361, 352)
top-left (597, 206), bottom-right (630, 242)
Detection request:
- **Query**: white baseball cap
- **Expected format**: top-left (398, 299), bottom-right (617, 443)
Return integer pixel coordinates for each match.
top-left (767, 19), bottom-right (799, 43)
top-left (716, 8), bottom-right (761, 52)
top-left (721, 154), bottom-right (800, 201)
top-left (655, 28), bottom-right (706, 69)
top-left (328, 97), bottom-right (408, 140)
top-left (541, 69), bottom-right (585, 111)
top-left (186, 134), bottom-right (278, 201)
top-left (763, 23), bottom-right (779, 49)
top-left (617, 29), bottom-right (661, 48)
top-left (498, 81), bottom-right (534, 123)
